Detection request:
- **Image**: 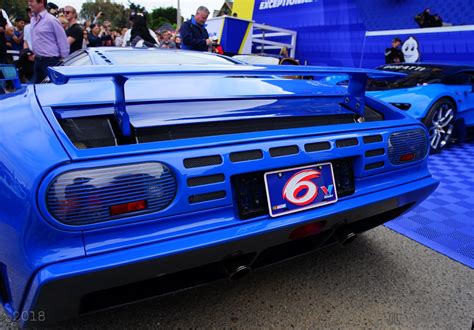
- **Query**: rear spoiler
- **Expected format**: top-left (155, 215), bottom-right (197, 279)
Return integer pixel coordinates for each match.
top-left (48, 64), bottom-right (404, 137)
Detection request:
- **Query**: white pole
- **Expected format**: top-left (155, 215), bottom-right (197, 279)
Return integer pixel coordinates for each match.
top-left (177, 0), bottom-right (181, 29)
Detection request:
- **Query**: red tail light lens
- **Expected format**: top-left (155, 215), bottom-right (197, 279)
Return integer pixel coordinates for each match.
top-left (110, 200), bottom-right (147, 216)
top-left (399, 153), bottom-right (416, 162)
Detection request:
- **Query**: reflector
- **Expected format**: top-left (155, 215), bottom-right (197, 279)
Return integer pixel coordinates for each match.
top-left (110, 200), bottom-right (147, 216)
top-left (289, 222), bottom-right (325, 240)
top-left (399, 153), bottom-right (416, 162)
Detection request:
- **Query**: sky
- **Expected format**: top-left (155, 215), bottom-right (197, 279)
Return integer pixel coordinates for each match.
top-left (51, 0), bottom-right (225, 19)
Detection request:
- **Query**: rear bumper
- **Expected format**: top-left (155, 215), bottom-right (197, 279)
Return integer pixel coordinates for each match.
top-left (19, 176), bottom-right (438, 326)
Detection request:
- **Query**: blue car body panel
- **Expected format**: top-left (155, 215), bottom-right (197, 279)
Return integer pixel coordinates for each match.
top-left (369, 84), bottom-right (474, 123)
top-left (0, 51), bottom-right (438, 325)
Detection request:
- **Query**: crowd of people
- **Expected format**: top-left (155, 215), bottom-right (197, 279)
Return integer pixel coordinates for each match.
top-left (1, 2), bottom-right (221, 84)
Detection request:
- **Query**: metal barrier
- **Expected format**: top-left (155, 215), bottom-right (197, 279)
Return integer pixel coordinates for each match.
top-left (252, 23), bottom-right (297, 58)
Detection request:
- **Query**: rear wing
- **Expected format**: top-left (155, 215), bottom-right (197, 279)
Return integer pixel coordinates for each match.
top-left (48, 64), bottom-right (404, 137)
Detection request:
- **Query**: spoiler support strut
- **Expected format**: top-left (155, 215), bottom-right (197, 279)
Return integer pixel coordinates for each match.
top-left (112, 75), bottom-right (131, 136)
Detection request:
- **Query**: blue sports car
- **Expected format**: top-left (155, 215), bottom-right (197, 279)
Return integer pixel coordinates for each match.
top-left (334, 63), bottom-right (474, 153)
top-left (0, 48), bottom-right (438, 326)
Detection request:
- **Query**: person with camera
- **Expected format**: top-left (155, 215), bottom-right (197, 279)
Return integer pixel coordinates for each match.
top-left (159, 30), bottom-right (176, 49)
top-left (180, 6), bottom-right (212, 52)
top-left (415, 8), bottom-right (443, 28)
top-left (99, 20), bottom-right (113, 46)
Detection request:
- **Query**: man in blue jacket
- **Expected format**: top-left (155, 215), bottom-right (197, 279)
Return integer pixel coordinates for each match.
top-left (180, 6), bottom-right (212, 51)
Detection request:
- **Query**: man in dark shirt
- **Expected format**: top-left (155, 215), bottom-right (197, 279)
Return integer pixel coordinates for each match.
top-left (64, 5), bottom-right (83, 54)
top-left (0, 9), bottom-right (9, 63)
top-left (179, 6), bottom-right (212, 51)
top-left (384, 37), bottom-right (405, 64)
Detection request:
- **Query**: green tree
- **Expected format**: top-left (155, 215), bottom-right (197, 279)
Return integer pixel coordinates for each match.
top-left (80, 0), bottom-right (130, 28)
top-left (128, 1), bottom-right (146, 15)
top-left (1, 0), bottom-right (28, 21)
top-left (149, 6), bottom-right (177, 30)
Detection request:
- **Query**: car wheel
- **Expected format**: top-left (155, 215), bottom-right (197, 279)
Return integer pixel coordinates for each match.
top-left (422, 98), bottom-right (456, 154)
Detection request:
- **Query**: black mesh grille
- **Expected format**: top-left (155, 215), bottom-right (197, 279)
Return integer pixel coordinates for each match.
top-left (189, 191), bottom-right (226, 203)
top-left (60, 117), bottom-right (117, 149)
top-left (230, 150), bottom-right (264, 162)
top-left (304, 141), bottom-right (331, 152)
top-left (183, 155), bottom-right (222, 169)
top-left (336, 138), bottom-right (359, 148)
top-left (187, 174), bottom-right (225, 187)
top-left (136, 115), bottom-right (356, 143)
top-left (365, 161), bottom-right (385, 170)
top-left (269, 145), bottom-right (299, 157)
top-left (365, 148), bottom-right (385, 157)
top-left (363, 135), bottom-right (383, 144)
top-left (232, 174), bottom-right (268, 220)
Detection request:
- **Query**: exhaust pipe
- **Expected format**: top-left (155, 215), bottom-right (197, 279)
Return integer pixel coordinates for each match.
top-left (336, 231), bottom-right (358, 246)
top-left (225, 264), bottom-right (252, 281)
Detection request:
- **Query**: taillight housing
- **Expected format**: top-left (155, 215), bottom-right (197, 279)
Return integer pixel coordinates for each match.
top-left (388, 129), bottom-right (428, 165)
top-left (46, 162), bottom-right (176, 226)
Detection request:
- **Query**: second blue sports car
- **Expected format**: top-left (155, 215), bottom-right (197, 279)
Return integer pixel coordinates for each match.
top-left (329, 63), bottom-right (474, 153)
top-left (366, 64), bottom-right (474, 153)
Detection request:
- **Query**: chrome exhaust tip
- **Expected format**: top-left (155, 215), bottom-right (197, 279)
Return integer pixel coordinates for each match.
top-left (227, 265), bottom-right (251, 281)
top-left (336, 231), bottom-right (358, 246)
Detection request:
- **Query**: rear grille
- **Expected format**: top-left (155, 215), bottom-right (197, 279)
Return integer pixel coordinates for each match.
top-left (184, 155), bottom-right (222, 168)
top-left (233, 158), bottom-right (354, 220)
top-left (187, 174), bottom-right (225, 187)
top-left (365, 161), bottom-right (385, 170)
top-left (363, 135), bottom-right (383, 144)
top-left (136, 115), bottom-right (356, 143)
top-left (57, 106), bottom-right (387, 149)
top-left (230, 150), bottom-right (263, 162)
top-left (388, 129), bottom-right (428, 165)
top-left (336, 138), bottom-right (358, 148)
top-left (189, 191), bottom-right (226, 204)
top-left (269, 145), bottom-right (299, 157)
top-left (305, 141), bottom-right (331, 152)
top-left (365, 148), bottom-right (385, 157)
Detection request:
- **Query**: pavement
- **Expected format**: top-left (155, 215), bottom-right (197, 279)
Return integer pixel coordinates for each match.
top-left (1, 225), bottom-right (472, 329)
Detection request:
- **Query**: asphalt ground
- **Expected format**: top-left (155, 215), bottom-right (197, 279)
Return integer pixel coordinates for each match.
top-left (1, 225), bottom-right (472, 329)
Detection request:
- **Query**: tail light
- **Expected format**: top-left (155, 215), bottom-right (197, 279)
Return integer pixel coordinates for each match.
top-left (46, 162), bottom-right (176, 226)
top-left (388, 129), bottom-right (428, 165)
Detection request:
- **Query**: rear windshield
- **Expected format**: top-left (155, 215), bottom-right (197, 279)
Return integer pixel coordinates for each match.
top-left (105, 49), bottom-right (239, 66)
top-left (367, 65), bottom-right (445, 90)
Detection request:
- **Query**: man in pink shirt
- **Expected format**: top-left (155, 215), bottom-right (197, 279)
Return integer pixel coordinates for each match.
top-left (28, 0), bottom-right (68, 83)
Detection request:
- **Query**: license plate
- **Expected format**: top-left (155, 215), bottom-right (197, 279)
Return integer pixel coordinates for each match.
top-left (264, 163), bottom-right (338, 217)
